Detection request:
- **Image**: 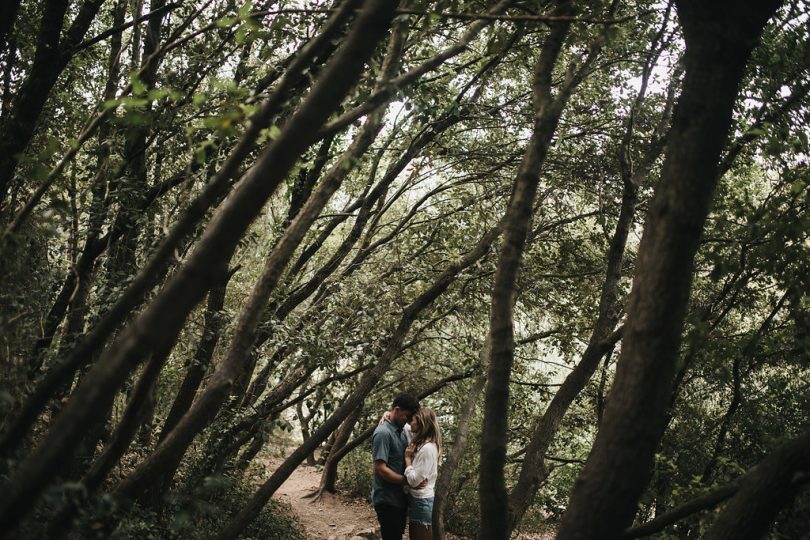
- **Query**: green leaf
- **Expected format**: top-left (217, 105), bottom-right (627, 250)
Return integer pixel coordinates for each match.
top-left (102, 98), bottom-right (121, 111)
top-left (237, 0), bottom-right (253, 18)
top-left (215, 15), bottom-right (238, 28)
top-left (130, 72), bottom-right (147, 95)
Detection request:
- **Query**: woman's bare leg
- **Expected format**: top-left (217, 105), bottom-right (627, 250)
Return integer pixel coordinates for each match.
top-left (409, 522), bottom-right (433, 540)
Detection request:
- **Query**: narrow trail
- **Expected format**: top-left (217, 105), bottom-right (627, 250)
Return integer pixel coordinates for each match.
top-left (254, 455), bottom-right (379, 540)
top-left (251, 452), bottom-right (549, 540)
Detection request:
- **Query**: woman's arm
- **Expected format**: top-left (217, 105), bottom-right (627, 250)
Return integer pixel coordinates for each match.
top-left (404, 444), bottom-right (436, 488)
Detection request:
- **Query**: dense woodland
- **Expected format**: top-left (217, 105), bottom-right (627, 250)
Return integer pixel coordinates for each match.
top-left (0, 0), bottom-right (808, 538)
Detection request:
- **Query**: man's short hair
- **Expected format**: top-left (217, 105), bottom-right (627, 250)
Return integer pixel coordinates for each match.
top-left (392, 392), bottom-right (420, 413)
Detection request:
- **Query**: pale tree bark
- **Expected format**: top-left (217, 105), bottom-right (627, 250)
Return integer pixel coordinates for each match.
top-left (296, 400), bottom-right (320, 466)
top-left (479, 1), bottom-right (576, 537)
top-left (0, 0), bottom-right (397, 532)
top-left (556, 2), bottom-right (784, 538)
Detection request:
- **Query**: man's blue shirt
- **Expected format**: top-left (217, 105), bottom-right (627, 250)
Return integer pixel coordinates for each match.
top-left (371, 419), bottom-right (408, 508)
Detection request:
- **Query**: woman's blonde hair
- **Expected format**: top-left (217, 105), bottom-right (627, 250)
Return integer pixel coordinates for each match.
top-left (411, 407), bottom-right (442, 458)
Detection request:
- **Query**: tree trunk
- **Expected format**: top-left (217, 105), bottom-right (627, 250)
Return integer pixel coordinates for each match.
top-left (433, 375), bottom-right (485, 540)
top-left (0, 0), bottom-right (21, 54)
top-left (216, 223), bottom-right (500, 540)
top-left (479, 2), bottom-right (574, 537)
top-left (159, 272), bottom-right (232, 441)
top-left (556, 3), bottom-right (783, 538)
top-left (0, 0), bottom-right (394, 531)
top-left (0, 0), bottom-right (105, 210)
top-left (297, 399), bottom-right (322, 467)
top-left (702, 430), bottom-right (810, 540)
top-left (315, 403), bottom-right (365, 494)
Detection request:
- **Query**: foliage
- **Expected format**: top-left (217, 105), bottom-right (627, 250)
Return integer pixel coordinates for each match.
top-left (0, 0), bottom-right (808, 537)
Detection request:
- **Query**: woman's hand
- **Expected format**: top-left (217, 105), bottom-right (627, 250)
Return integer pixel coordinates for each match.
top-left (404, 443), bottom-right (415, 465)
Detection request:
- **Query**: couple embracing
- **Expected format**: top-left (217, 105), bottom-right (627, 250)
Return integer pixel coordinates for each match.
top-left (371, 393), bottom-right (442, 540)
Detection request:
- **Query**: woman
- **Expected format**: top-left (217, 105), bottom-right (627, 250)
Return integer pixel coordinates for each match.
top-left (404, 407), bottom-right (441, 540)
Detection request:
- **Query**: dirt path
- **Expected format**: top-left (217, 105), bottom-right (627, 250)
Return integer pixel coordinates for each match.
top-left (253, 456), bottom-right (379, 540)
top-left (250, 452), bottom-right (549, 540)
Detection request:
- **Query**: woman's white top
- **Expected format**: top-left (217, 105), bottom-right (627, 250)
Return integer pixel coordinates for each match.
top-left (404, 441), bottom-right (438, 499)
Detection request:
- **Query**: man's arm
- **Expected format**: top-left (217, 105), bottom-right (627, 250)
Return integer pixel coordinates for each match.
top-left (374, 459), bottom-right (406, 485)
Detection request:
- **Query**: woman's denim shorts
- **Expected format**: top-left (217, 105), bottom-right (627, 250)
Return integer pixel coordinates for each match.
top-left (408, 494), bottom-right (434, 526)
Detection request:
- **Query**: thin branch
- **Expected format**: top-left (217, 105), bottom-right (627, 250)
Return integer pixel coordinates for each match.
top-left (256, 7), bottom-right (657, 25)
top-left (74, 2), bottom-right (181, 52)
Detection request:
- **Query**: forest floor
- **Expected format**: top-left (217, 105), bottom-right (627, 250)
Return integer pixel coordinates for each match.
top-left (254, 454), bottom-right (380, 540)
top-left (250, 450), bottom-right (553, 540)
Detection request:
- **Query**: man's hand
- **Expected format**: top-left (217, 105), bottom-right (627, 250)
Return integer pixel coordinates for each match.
top-left (374, 460), bottom-right (405, 485)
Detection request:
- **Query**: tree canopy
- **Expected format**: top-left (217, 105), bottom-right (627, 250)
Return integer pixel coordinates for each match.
top-left (0, 0), bottom-right (808, 538)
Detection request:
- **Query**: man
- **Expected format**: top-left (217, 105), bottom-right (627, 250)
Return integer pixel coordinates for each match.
top-left (372, 393), bottom-right (420, 540)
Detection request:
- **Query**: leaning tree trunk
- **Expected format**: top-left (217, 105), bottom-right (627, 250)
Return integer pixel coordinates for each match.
top-left (479, 2), bottom-right (575, 537)
top-left (314, 403), bottom-right (366, 495)
top-left (433, 375), bottom-right (485, 540)
top-left (159, 271), bottom-right (233, 441)
top-left (215, 221), bottom-right (500, 540)
top-left (0, 0), bottom-right (105, 210)
top-left (505, 17), bottom-right (677, 525)
top-left (702, 430), bottom-right (810, 540)
top-left (556, 2), bottom-right (783, 539)
top-left (0, 0), bottom-right (395, 532)
top-left (0, 0), bottom-right (360, 464)
top-left (0, 0), bottom-right (21, 54)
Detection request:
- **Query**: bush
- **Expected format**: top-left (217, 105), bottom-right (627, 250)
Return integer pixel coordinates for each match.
top-left (13, 474), bottom-right (305, 539)
top-left (336, 446), bottom-right (373, 501)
